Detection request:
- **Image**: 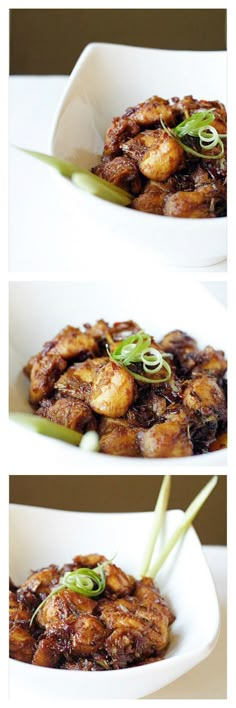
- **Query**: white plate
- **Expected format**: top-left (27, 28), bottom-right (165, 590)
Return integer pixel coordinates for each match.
top-left (9, 280), bottom-right (227, 472)
top-left (50, 43), bottom-right (227, 268)
top-left (9, 504), bottom-right (220, 699)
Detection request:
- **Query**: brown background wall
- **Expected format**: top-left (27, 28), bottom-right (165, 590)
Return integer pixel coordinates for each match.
top-left (10, 475), bottom-right (226, 545)
top-left (10, 9), bottom-right (226, 75)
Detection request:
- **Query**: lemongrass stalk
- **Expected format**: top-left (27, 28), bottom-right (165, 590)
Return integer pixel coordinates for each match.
top-left (140, 475), bottom-right (171, 577)
top-left (149, 476), bottom-right (218, 579)
top-left (10, 412), bottom-right (82, 446)
top-left (16, 147), bottom-right (132, 206)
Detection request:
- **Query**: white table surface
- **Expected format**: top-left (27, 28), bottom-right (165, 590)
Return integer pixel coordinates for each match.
top-left (9, 76), bottom-right (227, 275)
top-left (145, 545), bottom-right (227, 699)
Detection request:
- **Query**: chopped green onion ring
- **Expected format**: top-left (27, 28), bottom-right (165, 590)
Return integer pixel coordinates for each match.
top-left (107, 331), bottom-right (172, 384)
top-left (161, 110), bottom-right (226, 160)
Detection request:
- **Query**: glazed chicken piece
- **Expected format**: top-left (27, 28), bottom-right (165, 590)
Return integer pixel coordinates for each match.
top-left (183, 375), bottom-right (227, 419)
top-left (25, 326), bottom-right (99, 404)
top-left (17, 565), bottom-right (60, 608)
top-left (32, 626), bottom-right (69, 667)
top-left (99, 417), bottom-right (141, 456)
top-left (104, 116), bottom-right (141, 157)
top-left (191, 346), bottom-right (227, 378)
top-left (131, 181), bottom-right (169, 214)
top-left (73, 554), bottom-right (135, 598)
top-left (172, 95), bottom-right (227, 133)
top-left (36, 588), bottom-right (97, 628)
top-left (10, 624), bottom-right (36, 663)
top-left (163, 183), bottom-right (225, 218)
top-left (135, 577), bottom-right (175, 625)
top-left (93, 156), bottom-right (142, 195)
top-left (100, 604), bottom-right (169, 651)
top-left (123, 95), bottom-right (181, 128)
top-left (54, 357), bottom-right (108, 403)
top-left (159, 329), bottom-right (198, 374)
top-left (122, 129), bottom-right (184, 181)
top-left (139, 410), bottom-right (193, 458)
top-left (36, 397), bottom-right (96, 433)
top-left (89, 360), bottom-right (135, 417)
top-left (9, 591), bottom-right (32, 625)
top-left (33, 614), bottom-right (107, 667)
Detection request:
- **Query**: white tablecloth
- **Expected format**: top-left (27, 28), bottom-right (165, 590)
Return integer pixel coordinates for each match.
top-left (9, 77), bottom-right (227, 274)
top-left (145, 545), bottom-right (227, 699)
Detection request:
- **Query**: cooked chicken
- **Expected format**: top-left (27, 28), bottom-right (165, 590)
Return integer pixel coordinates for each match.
top-left (9, 553), bottom-right (175, 670)
top-left (183, 376), bottom-right (226, 419)
top-left (122, 129), bottom-right (184, 181)
top-left (24, 320), bottom-right (227, 457)
top-left (99, 418), bottom-right (141, 456)
top-left (163, 185), bottom-right (224, 218)
top-left (10, 624), bottom-right (36, 663)
top-left (93, 155), bottom-right (142, 195)
top-left (139, 412), bottom-right (193, 458)
top-left (37, 588), bottom-right (97, 628)
top-left (92, 94), bottom-right (226, 217)
top-left (24, 326), bottom-right (99, 404)
top-left (89, 360), bottom-right (135, 417)
top-left (36, 397), bottom-right (96, 432)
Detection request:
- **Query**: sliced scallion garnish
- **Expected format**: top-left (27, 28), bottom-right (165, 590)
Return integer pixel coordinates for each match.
top-left (29, 562), bottom-right (108, 627)
top-left (16, 147), bottom-right (132, 206)
top-left (161, 109), bottom-right (226, 160)
top-left (146, 476), bottom-right (218, 579)
top-left (107, 331), bottom-right (172, 385)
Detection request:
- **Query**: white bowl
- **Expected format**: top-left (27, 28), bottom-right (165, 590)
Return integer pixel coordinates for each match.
top-left (9, 504), bottom-right (220, 699)
top-left (9, 280), bottom-right (227, 472)
top-left (50, 43), bottom-right (227, 268)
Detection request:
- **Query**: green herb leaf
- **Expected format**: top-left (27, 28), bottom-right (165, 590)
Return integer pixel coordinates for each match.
top-left (10, 412), bottom-right (82, 446)
top-left (16, 147), bottom-right (132, 206)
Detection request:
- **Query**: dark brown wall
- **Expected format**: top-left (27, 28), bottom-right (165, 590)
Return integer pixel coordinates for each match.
top-left (10, 9), bottom-right (226, 75)
top-left (9, 475), bottom-right (226, 546)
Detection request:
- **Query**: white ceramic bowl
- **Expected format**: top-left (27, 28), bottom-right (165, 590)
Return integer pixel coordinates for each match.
top-left (9, 280), bottom-right (227, 472)
top-left (50, 43), bottom-right (227, 268)
top-left (9, 504), bottom-right (220, 699)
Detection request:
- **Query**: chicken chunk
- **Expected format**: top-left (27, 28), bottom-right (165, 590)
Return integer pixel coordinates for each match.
top-left (163, 184), bottom-right (223, 218)
top-left (92, 156), bottom-right (142, 195)
top-left (124, 95), bottom-right (181, 128)
top-left (191, 346), bottom-right (227, 378)
top-left (37, 588), bottom-right (97, 628)
top-left (9, 591), bottom-right (32, 625)
top-left (10, 625), bottom-right (35, 663)
top-left (139, 413), bottom-right (193, 458)
top-left (183, 376), bottom-right (226, 418)
top-left (17, 565), bottom-right (60, 607)
top-left (25, 326), bottom-right (99, 403)
top-left (122, 129), bottom-right (184, 181)
top-left (32, 626), bottom-right (69, 667)
top-left (54, 358), bottom-right (107, 402)
top-left (36, 397), bottom-right (96, 432)
top-left (90, 360), bottom-right (135, 417)
top-left (159, 329), bottom-right (198, 374)
top-left (99, 417), bottom-right (141, 456)
top-left (131, 181), bottom-right (168, 214)
top-left (69, 615), bottom-right (107, 656)
top-left (135, 578), bottom-right (175, 625)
